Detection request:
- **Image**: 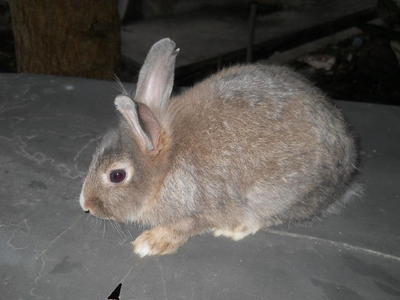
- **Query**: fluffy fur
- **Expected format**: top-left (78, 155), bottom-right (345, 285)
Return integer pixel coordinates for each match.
top-left (80, 38), bottom-right (357, 257)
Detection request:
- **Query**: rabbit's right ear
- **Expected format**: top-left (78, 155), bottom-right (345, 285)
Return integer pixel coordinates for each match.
top-left (134, 38), bottom-right (179, 118)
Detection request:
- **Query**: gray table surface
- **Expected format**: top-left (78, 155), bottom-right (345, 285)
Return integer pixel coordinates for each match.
top-left (0, 73), bottom-right (399, 300)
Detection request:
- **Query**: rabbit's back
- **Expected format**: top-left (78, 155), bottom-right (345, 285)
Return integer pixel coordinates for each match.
top-left (162, 64), bottom-right (356, 224)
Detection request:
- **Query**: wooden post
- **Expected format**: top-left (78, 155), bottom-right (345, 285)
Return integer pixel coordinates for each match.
top-left (9, 0), bottom-right (120, 79)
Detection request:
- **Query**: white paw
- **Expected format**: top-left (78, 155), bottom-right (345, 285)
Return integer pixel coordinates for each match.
top-left (132, 229), bottom-right (182, 257)
top-left (213, 229), bottom-right (233, 238)
top-left (213, 226), bottom-right (257, 241)
top-left (133, 239), bottom-right (152, 257)
top-left (231, 231), bottom-right (251, 241)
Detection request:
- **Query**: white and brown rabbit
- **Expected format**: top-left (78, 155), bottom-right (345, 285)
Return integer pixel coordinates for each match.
top-left (80, 38), bottom-right (357, 257)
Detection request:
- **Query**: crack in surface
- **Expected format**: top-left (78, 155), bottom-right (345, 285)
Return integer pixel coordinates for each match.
top-left (6, 218), bottom-right (31, 250)
top-left (157, 258), bottom-right (169, 300)
top-left (73, 136), bottom-right (101, 163)
top-left (14, 135), bottom-right (85, 179)
top-left (30, 215), bottom-right (83, 297)
top-left (266, 229), bottom-right (400, 262)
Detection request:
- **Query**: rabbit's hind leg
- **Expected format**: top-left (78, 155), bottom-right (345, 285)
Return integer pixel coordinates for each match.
top-left (213, 220), bottom-right (262, 241)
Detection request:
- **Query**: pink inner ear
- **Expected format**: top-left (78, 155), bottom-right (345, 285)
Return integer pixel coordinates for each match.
top-left (138, 103), bottom-right (161, 151)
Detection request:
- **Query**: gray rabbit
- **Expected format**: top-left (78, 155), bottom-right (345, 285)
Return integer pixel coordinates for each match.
top-left (80, 38), bottom-right (357, 257)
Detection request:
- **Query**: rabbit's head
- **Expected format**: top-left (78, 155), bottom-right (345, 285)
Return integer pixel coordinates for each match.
top-left (79, 38), bottom-right (179, 222)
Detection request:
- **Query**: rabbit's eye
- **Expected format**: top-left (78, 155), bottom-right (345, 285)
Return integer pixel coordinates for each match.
top-left (109, 169), bottom-right (126, 183)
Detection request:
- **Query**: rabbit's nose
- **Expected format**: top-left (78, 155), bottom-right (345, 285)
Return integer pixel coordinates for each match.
top-left (79, 189), bottom-right (88, 211)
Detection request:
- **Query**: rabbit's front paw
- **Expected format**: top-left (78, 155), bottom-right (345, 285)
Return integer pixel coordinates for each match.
top-left (132, 228), bottom-right (185, 257)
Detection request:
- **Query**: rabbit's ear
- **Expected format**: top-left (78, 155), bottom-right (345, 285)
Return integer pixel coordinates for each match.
top-left (134, 38), bottom-right (179, 117)
top-left (115, 95), bottom-right (160, 152)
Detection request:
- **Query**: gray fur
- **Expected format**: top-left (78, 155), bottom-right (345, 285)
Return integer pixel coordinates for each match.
top-left (80, 39), bottom-right (358, 256)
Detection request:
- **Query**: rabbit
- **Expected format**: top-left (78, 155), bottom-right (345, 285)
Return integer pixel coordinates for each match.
top-left (79, 38), bottom-right (357, 257)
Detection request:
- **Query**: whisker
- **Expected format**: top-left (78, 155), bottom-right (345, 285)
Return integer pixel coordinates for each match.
top-left (110, 220), bottom-right (125, 241)
top-left (113, 74), bottom-right (129, 96)
top-left (102, 219), bottom-right (106, 239)
top-left (109, 220), bottom-right (116, 234)
top-left (126, 227), bottom-right (134, 240)
top-left (114, 221), bottom-right (127, 240)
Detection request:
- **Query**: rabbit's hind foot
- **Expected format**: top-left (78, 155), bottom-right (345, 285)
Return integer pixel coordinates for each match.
top-left (213, 223), bottom-right (261, 241)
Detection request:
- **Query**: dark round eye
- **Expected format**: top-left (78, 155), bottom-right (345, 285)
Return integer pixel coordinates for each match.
top-left (109, 169), bottom-right (126, 183)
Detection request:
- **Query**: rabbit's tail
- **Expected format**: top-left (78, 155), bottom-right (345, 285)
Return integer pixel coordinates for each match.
top-left (278, 174), bottom-right (363, 226)
top-left (323, 180), bottom-right (364, 216)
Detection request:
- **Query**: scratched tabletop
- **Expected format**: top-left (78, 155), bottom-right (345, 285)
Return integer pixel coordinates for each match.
top-left (0, 73), bottom-right (399, 300)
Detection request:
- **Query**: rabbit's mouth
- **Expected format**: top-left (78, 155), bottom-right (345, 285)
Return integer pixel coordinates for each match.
top-left (91, 205), bottom-right (132, 223)
top-left (83, 206), bottom-right (111, 220)
top-left (80, 192), bottom-right (111, 220)
top-left (85, 207), bottom-right (120, 223)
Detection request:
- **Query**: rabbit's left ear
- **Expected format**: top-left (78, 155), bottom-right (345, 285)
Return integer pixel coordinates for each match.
top-left (115, 95), bottom-right (160, 153)
top-left (134, 38), bottom-right (179, 118)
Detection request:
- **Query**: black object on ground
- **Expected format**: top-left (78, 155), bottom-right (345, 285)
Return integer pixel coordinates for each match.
top-left (107, 283), bottom-right (122, 300)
